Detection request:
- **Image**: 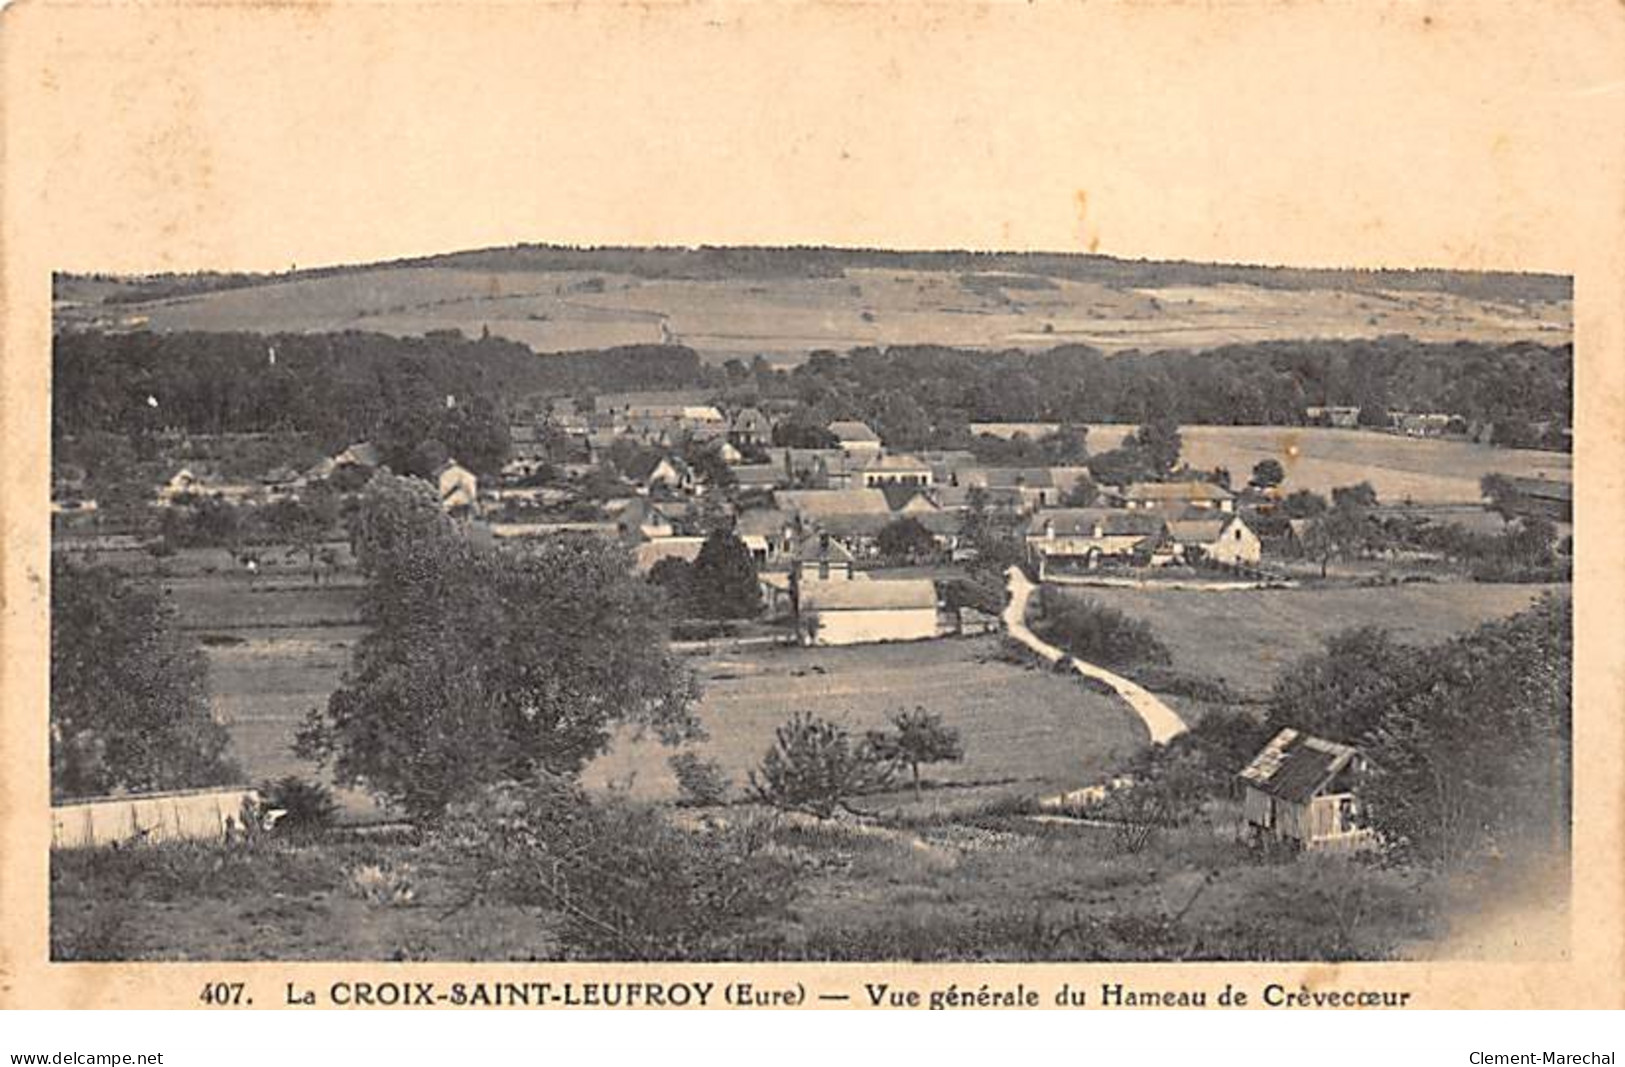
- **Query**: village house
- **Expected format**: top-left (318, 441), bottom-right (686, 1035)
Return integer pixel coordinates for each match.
top-left (1167, 513), bottom-right (1263, 567)
top-left (859, 454), bottom-right (935, 489)
top-left (827, 420), bottom-right (884, 457)
top-left (775, 488), bottom-right (896, 554)
top-left (1022, 507), bottom-right (1168, 577)
top-left (1118, 480), bottom-right (1235, 514)
top-left (727, 407), bottom-right (773, 449)
top-left (1305, 405), bottom-right (1362, 428)
top-left (736, 508), bottom-right (801, 567)
top-left (790, 531), bottom-right (856, 583)
top-left (1390, 411), bottom-right (1454, 437)
top-left (624, 452), bottom-right (695, 495)
top-left (960, 468), bottom-right (1057, 512)
top-left (432, 459), bottom-right (478, 514)
top-left (795, 568), bottom-right (941, 647)
top-left (1239, 728), bottom-right (1375, 852)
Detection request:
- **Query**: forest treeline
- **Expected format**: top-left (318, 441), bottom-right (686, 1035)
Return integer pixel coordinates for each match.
top-left (53, 328), bottom-right (1570, 460)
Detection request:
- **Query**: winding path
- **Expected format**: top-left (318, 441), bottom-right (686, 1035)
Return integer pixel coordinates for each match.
top-left (1002, 567), bottom-right (1188, 746)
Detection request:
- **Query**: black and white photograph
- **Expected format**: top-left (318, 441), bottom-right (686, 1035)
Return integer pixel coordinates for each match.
top-left (44, 244), bottom-right (1574, 965)
top-left (3, 0), bottom-right (1620, 1030)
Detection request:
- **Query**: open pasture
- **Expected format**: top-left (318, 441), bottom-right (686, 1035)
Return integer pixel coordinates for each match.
top-left (1082, 424), bottom-right (1570, 504)
top-left (56, 263), bottom-right (1569, 363)
top-left (1049, 581), bottom-right (1562, 701)
top-left (584, 635), bottom-right (1146, 807)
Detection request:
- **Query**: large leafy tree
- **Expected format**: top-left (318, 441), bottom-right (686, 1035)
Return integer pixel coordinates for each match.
top-left (50, 558), bottom-right (240, 800)
top-left (1364, 595), bottom-right (1571, 867)
top-left (298, 475), bottom-right (701, 819)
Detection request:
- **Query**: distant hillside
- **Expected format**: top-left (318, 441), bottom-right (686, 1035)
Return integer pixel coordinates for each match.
top-left (54, 245), bottom-right (1572, 363)
top-left (58, 243), bottom-right (1573, 304)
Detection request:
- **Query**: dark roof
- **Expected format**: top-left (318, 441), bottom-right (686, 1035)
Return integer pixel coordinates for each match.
top-left (1238, 728), bottom-right (1361, 804)
top-left (793, 532), bottom-right (856, 564)
top-left (623, 452), bottom-right (687, 483)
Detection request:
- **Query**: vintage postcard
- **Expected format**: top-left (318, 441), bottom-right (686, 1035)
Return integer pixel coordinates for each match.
top-left (1, 0), bottom-right (1622, 1012)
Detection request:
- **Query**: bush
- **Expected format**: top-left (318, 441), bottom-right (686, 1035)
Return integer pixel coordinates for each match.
top-left (750, 711), bottom-right (889, 818)
top-left (1035, 591), bottom-right (1171, 668)
top-left (345, 862), bottom-right (417, 907)
top-left (669, 752), bottom-right (731, 807)
top-left (444, 776), bottom-right (796, 960)
top-left (257, 775), bottom-right (339, 838)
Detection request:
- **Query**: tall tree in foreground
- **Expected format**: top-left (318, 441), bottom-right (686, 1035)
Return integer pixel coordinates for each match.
top-left (50, 558), bottom-right (239, 800)
top-left (298, 474), bottom-right (701, 820)
top-left (1365, 595), bottom-right (1571, 868)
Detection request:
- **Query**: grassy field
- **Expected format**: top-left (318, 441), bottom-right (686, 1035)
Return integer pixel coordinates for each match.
top-left (1082, 424), bottom-right (1571, 504)
top-left (1047, 581), bottom-right (1562, 701)
top-left (584, 636), bottom-right (1146, 810)
top-left (53, 803), bottom-right (1502, 962)
top-left (56, 263), bottom-right (1570, 363)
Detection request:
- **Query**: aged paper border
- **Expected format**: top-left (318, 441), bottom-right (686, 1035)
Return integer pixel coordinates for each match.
top-left (2, 0), bottom-right (1622, 1009)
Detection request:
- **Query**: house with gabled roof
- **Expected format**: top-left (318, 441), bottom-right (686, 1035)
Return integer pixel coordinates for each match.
top-left (728, 407), bottom-right (774, 448)
top-left (859, 454), bottom-right (934, 489)
top-left (1239, 728), bottom-right (1375, 852)
top-left (624, 452), bottom-right (695, 495)
top-left (1118, 480), bottom-right (1235, 514)
top-left (1022, 507), bottom-right (1167, 576)
top-left (828, 420), bottom-right (883, 456)
top-left (1167, 513), bottom-right (1261, 566)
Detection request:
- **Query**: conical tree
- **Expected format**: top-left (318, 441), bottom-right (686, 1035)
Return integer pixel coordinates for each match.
top-left (689, 525), bottom-right (763, 620)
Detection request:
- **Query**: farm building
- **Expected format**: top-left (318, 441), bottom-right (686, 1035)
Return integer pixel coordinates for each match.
top-left (1305, 405), bottom-right (1362, 428)
top-left (960, 468), bottom-right (1057, 512)
top-left (1023, 507), bottom-right (1166, 576)
top-left (798, 577), bottom-right (940, 646)
top-left (859, 454), bottom-right (935, 489)
top-left (1238, 728), bottom-right (1375, 852)
top-left (1167, 514), bottom-right (1262, 566)
top-left (828, 420), bottom-right (883, 456)
top-left (1118, 481), bottom-right (1235, 514)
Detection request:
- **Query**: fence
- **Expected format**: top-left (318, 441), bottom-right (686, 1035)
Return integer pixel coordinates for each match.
top-left (51, 786), bottom-right (260, 850)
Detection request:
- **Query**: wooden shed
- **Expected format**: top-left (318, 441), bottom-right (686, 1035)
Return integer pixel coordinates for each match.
top-left (1238, 728), bottom-right (1375, 852)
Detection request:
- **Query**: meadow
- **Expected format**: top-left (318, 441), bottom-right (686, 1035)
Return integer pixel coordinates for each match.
top-left (1075, 424), bottom-right (1571, 505)
top-left (1048, 581), bottom-right (1562, 701)
top-left (583, 636), bottom-right (1147, 811)
top-left (56, 264), bottom-right (1570, 364)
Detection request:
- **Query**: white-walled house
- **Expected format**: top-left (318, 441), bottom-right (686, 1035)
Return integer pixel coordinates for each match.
top-left (1119, 481), bottom-right (1235, 514)
top-left (798, 578), bottom-right (940, 646)
top-left (1167, 514), bottom-right (1262, 566)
